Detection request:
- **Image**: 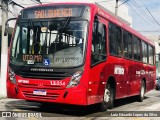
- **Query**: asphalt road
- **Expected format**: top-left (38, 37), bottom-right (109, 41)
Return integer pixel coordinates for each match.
top-left (0, 89), bottom-right (160, 120)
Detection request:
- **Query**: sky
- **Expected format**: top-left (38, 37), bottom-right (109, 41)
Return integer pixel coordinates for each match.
top-left (10, 0), bottom-right (160, 36)
top-left (124, 0), bottom-right (160, 36)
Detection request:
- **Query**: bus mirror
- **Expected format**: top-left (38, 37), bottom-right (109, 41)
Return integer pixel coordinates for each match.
top-left (4, 23), bottom-right (9, 36)
top-left (4, 17), bottom-right (17, 36)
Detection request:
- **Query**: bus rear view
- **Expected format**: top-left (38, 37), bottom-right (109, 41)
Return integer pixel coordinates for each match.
top-left (7, 4), bottom-right (90, 105)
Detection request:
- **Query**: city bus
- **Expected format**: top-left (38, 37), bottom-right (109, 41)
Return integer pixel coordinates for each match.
top-left (6, 2), bottom-right (156, 111)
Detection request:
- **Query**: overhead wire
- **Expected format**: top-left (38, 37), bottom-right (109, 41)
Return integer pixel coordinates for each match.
top-left (93, 0), bottom-right (160, 34)
top-left (97, 0), bottom-right (116, 3)
top-left (140, 0), bottom-right (160, 26)
top-left (30, 0), bottom-right (42, 4)
top-left (126, 1), bottom-right (157, 29)
top-left (118, 0), bottom-right (130, 6)
top-left (8, 7), bottom-right (17, 17)
top-left (126, 0), bottom-right (160, 35)
top-left (98, 0), bottom-right (157, 28)
top-left (129, 0), bottom-right (159, 27)
top-left (138, 30), bottom-right (160, 33)
top-left (14, 2), bottom-right (49, 6)
top-left (8, 0), bottom-right (160, 35)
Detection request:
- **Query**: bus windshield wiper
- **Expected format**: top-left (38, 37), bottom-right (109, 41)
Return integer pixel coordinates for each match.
top-left (52, 17), bottom-right (71, 54)
top-left (55, 17), bottom-right (71, 42)
top-left (28, 19), bottom-right (34, 29)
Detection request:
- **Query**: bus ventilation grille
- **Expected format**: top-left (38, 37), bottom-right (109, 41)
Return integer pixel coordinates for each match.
top-left (22, 91), bottom-right (60, 100)
top-left (16, 71), bottom-right (71, 80)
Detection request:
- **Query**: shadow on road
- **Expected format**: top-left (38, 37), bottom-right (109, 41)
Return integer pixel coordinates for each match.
top-left (5, 100), bottom-right (101, 116)
top-left (5, 96), bottom-right (150, 117)
top-left (114, 96), bottom-right (149, 108)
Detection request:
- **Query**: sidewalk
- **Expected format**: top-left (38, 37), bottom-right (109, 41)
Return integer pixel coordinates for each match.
top-left (0, 95), bottom-right (6, 99)
top-left (0, 70), bottom-right (6, 100)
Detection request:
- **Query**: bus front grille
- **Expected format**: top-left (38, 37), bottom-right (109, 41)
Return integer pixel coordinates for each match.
top-left (16, 71), bottom-right (71, 80)
top-left (20, 83), bottom-right (64, 90)
top-left (22, 91), bottom-right (60, 100)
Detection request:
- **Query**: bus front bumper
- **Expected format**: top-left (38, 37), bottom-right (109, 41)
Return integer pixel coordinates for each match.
top-left (7, 81), bottom-right (87, 105)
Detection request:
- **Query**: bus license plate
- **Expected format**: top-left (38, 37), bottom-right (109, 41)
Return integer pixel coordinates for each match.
top-left (33, 90), bottom-right (46, 96)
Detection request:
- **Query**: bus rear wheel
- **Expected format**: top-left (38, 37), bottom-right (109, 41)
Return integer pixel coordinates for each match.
top-left (100, 83), bottom-right (114, 111)
top-left (137, 80), bottom-right (145, 102)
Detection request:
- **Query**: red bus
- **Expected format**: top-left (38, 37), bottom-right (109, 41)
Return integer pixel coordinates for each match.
top-left (6, 2), bottom-right (156, 111)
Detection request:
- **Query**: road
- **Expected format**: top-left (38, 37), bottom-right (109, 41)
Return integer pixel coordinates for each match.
top-left (0, 89), bottom-right (160, 120)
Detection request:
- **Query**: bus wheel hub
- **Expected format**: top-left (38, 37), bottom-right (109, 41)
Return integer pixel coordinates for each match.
top-left (104, 89), bottom-right (110, 102)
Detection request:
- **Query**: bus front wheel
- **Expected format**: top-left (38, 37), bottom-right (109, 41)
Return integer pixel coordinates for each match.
top-left (100, 83), bottom-right (114, 111)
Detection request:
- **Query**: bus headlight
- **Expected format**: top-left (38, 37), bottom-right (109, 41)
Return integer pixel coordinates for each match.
top-left (67, 71), bottom-right (83, 88)
top-left (9, 69), bottom-right (16, 84)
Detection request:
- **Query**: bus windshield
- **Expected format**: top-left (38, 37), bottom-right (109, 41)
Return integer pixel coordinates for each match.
top-left (10, 18), bottom-right (88, 68)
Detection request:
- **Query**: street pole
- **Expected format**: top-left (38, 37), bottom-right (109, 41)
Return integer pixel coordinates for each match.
top-left (115, 0), bottom-right (118, 17)
top-left (0, 0), bottom-right (8, 96)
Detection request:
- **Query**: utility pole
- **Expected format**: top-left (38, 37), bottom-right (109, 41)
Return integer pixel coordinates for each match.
top-left (115, 0), bottom-right (119, 16)
top-left (0, 0), bottom-right (8, 96)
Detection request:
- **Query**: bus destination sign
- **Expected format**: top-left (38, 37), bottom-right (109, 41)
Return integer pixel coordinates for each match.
top-left (22, 5), bottom-right (86, 19)
top-left (34, 8), bottom-right (72, 18)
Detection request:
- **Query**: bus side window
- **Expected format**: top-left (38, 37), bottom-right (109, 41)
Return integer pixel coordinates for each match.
top-left (148, 45), bottom-right (154, 65)
top-left (133, 37), bottom-right (141, 61)
top-left (109, 23), bottom-right (122, 56)
top-left (123, 31), bottom-right (132, 59)
top-left (128, 34), bottom-right (132, 59)
top-left (142, 41), bottom-right (148, 63)
top-left (91, 18), bottom-right (107, 66)
top-left (123, 31), bottom-right (128, 58)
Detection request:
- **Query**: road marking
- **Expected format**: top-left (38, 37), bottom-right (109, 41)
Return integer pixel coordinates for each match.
top-left (143, 103), bottom-right (160, 110)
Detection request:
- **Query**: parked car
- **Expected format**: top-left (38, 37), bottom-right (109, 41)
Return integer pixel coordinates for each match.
top-left (156, 78), bottom-right (160, 90)
top-left (156, 76), bottom-right (160, 80)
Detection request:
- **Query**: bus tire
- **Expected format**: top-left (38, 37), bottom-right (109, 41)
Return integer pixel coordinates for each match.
top-left (137, 80), bottom-right (145, 102)
top-left (100, 83), bottom-right (114, 111)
